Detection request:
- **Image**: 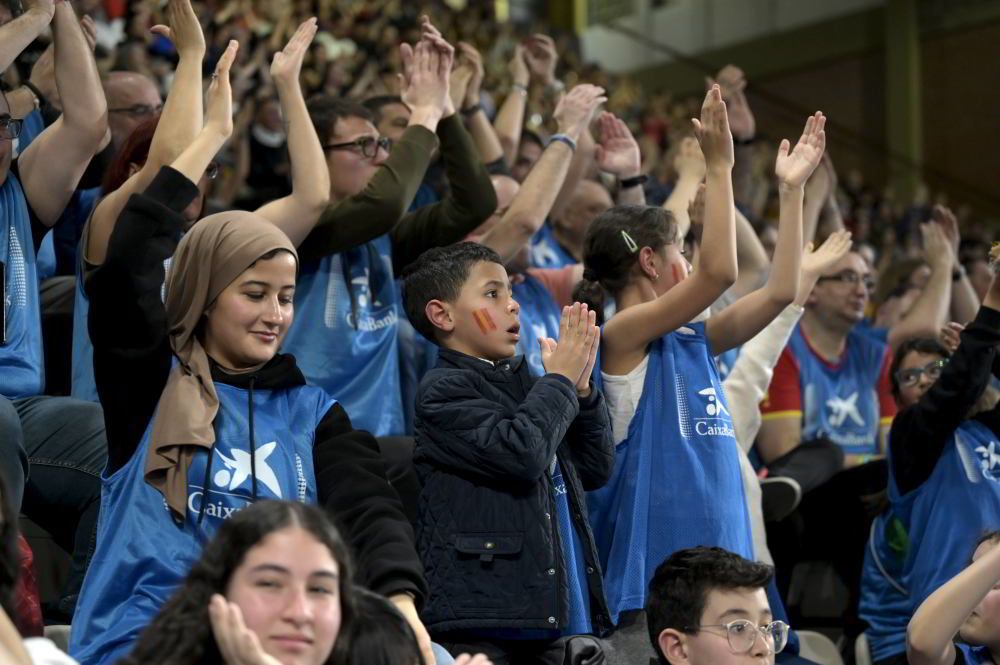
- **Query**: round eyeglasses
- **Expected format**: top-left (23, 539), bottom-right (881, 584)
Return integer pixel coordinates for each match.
top-left (687, 619), bottom-right (790, 654)
top-left (895, 358), bottom-right (947, 387)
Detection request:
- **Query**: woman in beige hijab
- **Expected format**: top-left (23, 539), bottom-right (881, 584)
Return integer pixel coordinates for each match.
top-left (70, 36), bottom-right (427, 665)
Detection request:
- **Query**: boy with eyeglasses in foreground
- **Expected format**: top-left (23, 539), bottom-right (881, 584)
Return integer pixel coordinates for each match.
top-left (647, 547), bottom-right (790, 665)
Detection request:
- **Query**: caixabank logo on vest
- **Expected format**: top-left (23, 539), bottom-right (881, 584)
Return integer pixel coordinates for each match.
top-left (957, 432), bottom-right (1000, 485)
top-left (185, 444), bottom-right (308, 520)
top-left (675, 373), bottom-right (736, 439)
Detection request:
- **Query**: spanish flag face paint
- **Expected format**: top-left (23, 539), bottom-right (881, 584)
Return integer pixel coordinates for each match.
top-left (473, 308), bottom-right (498, 335)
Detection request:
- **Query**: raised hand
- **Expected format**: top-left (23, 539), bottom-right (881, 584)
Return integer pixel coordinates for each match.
top-left (523, 34), bottom-right (558, 86)
top-left (687, 183), bottom-right (707, 242)
top-left (23, 0), bottom-right (55, 21)
top-left (399, 40), bottom-right (448, 118)
top-left (775, 112), bottom-right (827, 188)
top-left (801, 229), bottom-right (852, 279)
top-left (708, 64), bottom-right (755, 141)
top-left (931, 204), bottom-right (960, 265)
top-left (691, 85), bottom-right (734, 171)
top-left (673, 136), bottom-right (706, 181)
top-left (576, 311), bottom-right (600, 396)
top-left (81, 15), bottom-right (98, 51)
top-left (205, 40), bottom-right (238, 140)
top-left (595, 112), bottom-right (641, 179)
top-left (449, 61), bottom-right (474, 113)
top-left (541, 303), bottom-right (599, 386)
top-left (150, 0), bottom-right (206, 57)
top-left (457, 42), bottom-right (485, 108)
top-left (553, 84), bottom-right (606, 141)
top-left (270, 17), bottom-right (317, 87)
top-left (939, 321), bottom-right (965, 355)
top-left (509, 44), bottom-right (530, 88)
top-left (921, 221), bottom-right (953, 271)
top-left (208, 595), bottom-right (282, 665)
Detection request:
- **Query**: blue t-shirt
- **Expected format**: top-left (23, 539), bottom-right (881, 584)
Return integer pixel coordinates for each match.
top-left (588, 322), bottom-right (752, 622)
top-left (70, 381), bottom-right (333, 665)
top-left (551, 456), bottom-right (592, 635)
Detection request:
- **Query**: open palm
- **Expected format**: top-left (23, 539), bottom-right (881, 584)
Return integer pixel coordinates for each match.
top-left (775, 111), bottom-right (826, 188)
top-left (270, 18), bottom-right (317, 84)
top-left (802, 229), bottom-right (852, 277)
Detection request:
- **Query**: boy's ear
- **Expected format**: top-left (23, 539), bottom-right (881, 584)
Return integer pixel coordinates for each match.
top-left (659, 628), bottom-right (691, 665)
top-left (426, 299), bottom-right (455, 333)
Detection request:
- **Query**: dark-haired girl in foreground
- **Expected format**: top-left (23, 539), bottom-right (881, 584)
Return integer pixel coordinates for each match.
top-left (69, 41), bottom-right (424, 665)
top-left (123, 500), bottom-right (353, 665)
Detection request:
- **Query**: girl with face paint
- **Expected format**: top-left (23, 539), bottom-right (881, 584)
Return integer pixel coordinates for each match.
top-left (69, 39), bottom-right (424, 665)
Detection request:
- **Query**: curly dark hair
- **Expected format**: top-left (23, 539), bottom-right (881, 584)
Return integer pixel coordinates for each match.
top-left (646, 546), bottom-right (773, 665)
top-left (572, 205), bottom-right (678, 324)
top-left (120, 501), bottom-right (356, 665)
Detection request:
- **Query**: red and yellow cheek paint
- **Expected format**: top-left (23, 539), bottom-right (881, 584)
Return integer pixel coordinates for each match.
top-left (473, 308), bottom-right (498, 334)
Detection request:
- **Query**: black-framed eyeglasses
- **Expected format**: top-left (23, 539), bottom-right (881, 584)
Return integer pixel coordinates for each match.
top-left (817, 270), bottom-right (876, 292)
top-left (895, 358), bottom-right (948, 388)
top-left (0, 114), bottom-right (22, 141)
top-left (322, 136), bottom-right (392, 158)
top-left (686, 620), bottom-right (790, 655)
top-left (109, 103), bottom-right (164, 118)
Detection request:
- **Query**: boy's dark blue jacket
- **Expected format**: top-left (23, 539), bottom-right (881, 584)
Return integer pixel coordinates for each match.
top-left (413, 347), bottom-right (615, 636)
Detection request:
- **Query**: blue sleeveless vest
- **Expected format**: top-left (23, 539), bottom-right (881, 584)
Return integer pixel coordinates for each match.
top-left (958, 644), bottom-right (997, 665)
top-left (860, 420), bottom-right (1000, 661)
top-left (588, 322), bottom-right (752, 622)
top-left (1, 172), bottom-right (44, 399)
top-left (69, 382), bottom-right (333, 665)
top-left (513, 274), bottom-right (562, 378)
top-left (530, 222), bottom-right (576, 270)
top-left (786, 325), bottom-right (886, 455)
top-left (283, 236), bottom-right (403, 436)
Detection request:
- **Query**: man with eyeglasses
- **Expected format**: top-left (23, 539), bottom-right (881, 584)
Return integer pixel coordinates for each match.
top-left (860, 264), bottom-right (1000, 665)
top-left (646, 547), bottom-right (794, 665)
top-left (284, 18), bottom-right (496, 440)
top-left (756, 248), bottom-right (937, 642)
top-left (1, 0), bottom-right (109, 621)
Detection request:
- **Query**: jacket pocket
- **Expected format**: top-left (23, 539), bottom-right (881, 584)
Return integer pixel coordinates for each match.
top-left (454, 533), bottom-right (523, 563)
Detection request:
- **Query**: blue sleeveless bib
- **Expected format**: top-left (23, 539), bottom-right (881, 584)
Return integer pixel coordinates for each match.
top-left (283, 236), bottom-right (403, 435)
top-left (530, 222), bottom-right (576, 270)
top-left (0, 172), bottom-right (44, 398)
top-left (588, 322), bottom-right (752, 622)
top-left (69, 382), bottom-right (332, 665)
top-left (860, 420), bottom-right (1000, 661)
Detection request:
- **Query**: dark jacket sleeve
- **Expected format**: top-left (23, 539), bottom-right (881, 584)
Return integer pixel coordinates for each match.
top-left (564, 386), bottom-right (616, 491)
top-left (88, 166), bottom-right (198, 474)
top-left (416, 370), bottom-right (579, 486)
top-left (389, 114), bottom-right (498, 272)
top-left (297, 126), bottom-right (438, 264)
top-left (312, 402), bottom-right (427, 605)
top-left (890, 305), bottom-right (1000, 495)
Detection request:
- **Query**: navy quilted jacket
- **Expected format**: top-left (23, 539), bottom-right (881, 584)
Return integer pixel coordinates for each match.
top-left (413, 348), bottom-right (614, 635)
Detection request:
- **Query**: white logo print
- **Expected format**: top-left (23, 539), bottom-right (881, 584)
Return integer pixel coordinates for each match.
top-left (975, 441), bottom-right (1000, 477)
top-left (826, 392), bottom-right (865, 428)
top-left (214, 442), bottom-right (283, 498)
top-left (698, 387), bottom-right (730, 417)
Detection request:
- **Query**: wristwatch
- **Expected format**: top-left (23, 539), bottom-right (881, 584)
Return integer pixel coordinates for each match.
top-left (619, 174), bottom-right (649, 189)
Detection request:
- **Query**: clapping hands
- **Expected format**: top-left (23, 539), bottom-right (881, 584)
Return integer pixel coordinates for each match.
top-left (775, 112), bottom-right (827, 189)
top-left (540, 303), bottom-right (600, 396)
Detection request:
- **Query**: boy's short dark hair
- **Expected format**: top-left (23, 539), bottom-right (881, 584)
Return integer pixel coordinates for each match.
top-left (401, 242), bottom-right (503, 343)
top-left (306, 95), bottom-right (375, 144)
top-left (646, 547), bottom-right (774, 664)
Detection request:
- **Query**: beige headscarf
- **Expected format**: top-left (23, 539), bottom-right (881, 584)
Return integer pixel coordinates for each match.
top-left (147, 211), bottom-right (297, 521)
